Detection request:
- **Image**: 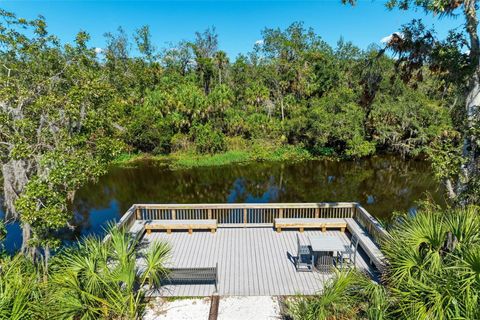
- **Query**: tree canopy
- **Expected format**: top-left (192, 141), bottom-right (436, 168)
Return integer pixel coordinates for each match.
top-left (0, 8), bottom-right (470, 254)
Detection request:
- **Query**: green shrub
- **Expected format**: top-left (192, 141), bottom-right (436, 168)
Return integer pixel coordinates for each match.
top-left (345, 136), bottom-right (376, 158)
top-left (382, 204), bottom-right (480, 319)
top-left (244, 113), bottom-right (282, 140)
top-left (286, 270), bottom-right (389, 320)
top-left (191, 123), bottom-right (226, 154)
top-left (225, 136), bottom-right (248, 151)
top-left (170, 133), bottom-right (192, 153)
top-left (126, 105), bottom-right (174, 154)
top-left (291, 88), bottom-right (375, 158)
top-left (311, 145), bottom-right (335, 156)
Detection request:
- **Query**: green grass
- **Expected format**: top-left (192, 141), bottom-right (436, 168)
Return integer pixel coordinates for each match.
top-left (112, 153), bottom-right (144, 164)
top-left (171, 150), bottom-right (252, 168)
top-left (112, 153), bottom-right (169, 166)
top-left (114, 145), bottom-right (314, 169)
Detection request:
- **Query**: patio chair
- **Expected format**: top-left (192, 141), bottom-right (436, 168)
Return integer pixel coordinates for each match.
top-left (341, 234), bottom-right (359, 268)
top-left (296, 234), bottom-right (314, 272)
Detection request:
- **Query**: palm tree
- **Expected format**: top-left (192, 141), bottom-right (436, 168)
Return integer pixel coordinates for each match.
top-left (382, 205), bottom-right (480, 319)
top-left (286, 205), bottom-right (480, 320)
top-left (214, 51), bottom-right (229, 85)
top-left (47, 225), bottom-right (170, 319)
top-left (0, 255), bottom-right (44, 320)
top-left (286, 270), bottom-right (389, 320)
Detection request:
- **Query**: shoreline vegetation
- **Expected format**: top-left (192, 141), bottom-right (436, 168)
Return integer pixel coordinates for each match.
top-left (113, 144), bottom-right (314, 169)
top-left (113, 146), bottom-right (428, 170)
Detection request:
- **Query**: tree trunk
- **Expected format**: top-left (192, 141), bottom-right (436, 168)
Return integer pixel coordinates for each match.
top-left (2, 159), bottom-right (35, 251)
top-left (458, 70), bottom-right (480, 199)
top-left (445, 178), bottom-right (457, 200)
top-left (280, 100), bottom-right (285, 123)
top-left (21, 222), bottom-right (34, 256)
top-left (2, 159), bottom-right (30, 219)
top-left (457, 0), bottom-right (480, 202)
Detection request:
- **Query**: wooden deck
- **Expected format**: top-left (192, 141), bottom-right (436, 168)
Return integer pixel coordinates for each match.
top-left (139, 227), bottom-right (378, 297)
top-left (115, 202), bottom-right (388, 297)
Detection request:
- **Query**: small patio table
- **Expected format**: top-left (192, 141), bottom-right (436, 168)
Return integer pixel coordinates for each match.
top-left (309, 236), bottom-right (347, 271)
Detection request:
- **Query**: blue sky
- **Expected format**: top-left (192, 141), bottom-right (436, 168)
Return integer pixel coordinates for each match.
top-left (1, 1), bottom-right (465, 58)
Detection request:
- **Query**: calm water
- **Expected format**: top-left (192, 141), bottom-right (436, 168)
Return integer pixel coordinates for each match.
top-left (1, 156), bottom-right (445, 252)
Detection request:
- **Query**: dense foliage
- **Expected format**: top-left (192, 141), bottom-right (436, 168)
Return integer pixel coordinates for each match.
top-left (0, 226), bottom-right (170, 320)
top-left (1, 9), bottom-right (465, 252)
top-left (287, 205), bottom-right (480, 320)
top-left (114, 25), bottom-right (454, 160)
top-left (0, 10), bottom-right (123, 253)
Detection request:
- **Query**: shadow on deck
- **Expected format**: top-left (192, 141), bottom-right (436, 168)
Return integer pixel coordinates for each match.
top-left (139, 228), bottom-right (379, 297)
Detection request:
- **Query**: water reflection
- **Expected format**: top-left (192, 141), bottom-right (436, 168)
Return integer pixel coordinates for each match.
top-left (1, 155), bottom-right (445, 252)
top-left (74, 155), bottom-right (445, 223)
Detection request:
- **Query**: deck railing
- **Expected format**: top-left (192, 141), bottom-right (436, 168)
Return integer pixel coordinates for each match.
top-left (355, 205), bottom-right (390, 244)
top-left (115, 202), bottom-right (389, 246)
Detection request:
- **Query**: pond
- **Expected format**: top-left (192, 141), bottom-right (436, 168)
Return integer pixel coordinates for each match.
top-left (1, 155), bottom-right (445, 252)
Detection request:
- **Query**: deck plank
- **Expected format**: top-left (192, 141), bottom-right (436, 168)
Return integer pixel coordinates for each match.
top-left (142, 227), bottom-right (379, 296)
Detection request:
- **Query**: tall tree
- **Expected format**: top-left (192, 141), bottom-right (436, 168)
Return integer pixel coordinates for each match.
top-left (214, 50), bottom-right (229, 85)
top-left (192, 27), bottom-right (218, 94)
top-left (134, 25), bottom-right (156, 62)
top-left (0, 10), bottom-right (120, 255)
top-left (345, 0), bottom-right (480, 203)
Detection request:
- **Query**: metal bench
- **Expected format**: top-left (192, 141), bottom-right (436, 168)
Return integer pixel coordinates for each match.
top-left (274, 218), bottom-right (347, 233)
top-left (145, 219), bottom-right (217, 234)
top-left (162, 264), bottom-right (218, 292)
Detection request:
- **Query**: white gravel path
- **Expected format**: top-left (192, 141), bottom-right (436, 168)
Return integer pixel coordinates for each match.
top-left (217, 296), bottom-right (281, 320)
top-left (143, 297), bottom-right (211, 320)
top-left (143, 296), bottom-right (281, 320)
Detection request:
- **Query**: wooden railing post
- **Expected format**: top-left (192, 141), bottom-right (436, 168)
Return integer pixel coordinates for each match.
top-left (127, 202), bottom-right (378, 227)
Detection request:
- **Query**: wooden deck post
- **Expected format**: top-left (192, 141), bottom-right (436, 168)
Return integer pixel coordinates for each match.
top-left (208, 209), bottom-right (212, 220)
top-left (171, 209), bottom-right (176, 220)
top-left (146, 228), bottom-right (151, 234)
top-left (136, 207), bottom-right (141, 220)
top-left (279, 208), bottom-right (283, 219)
top-left (315, 208), bottom-right (319, 219)
top-left (243, 208), bottom-right (247, 227)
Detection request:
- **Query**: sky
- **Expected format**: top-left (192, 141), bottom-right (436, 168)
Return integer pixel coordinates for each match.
top-left (1, 1), bottom-right (466, 58)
